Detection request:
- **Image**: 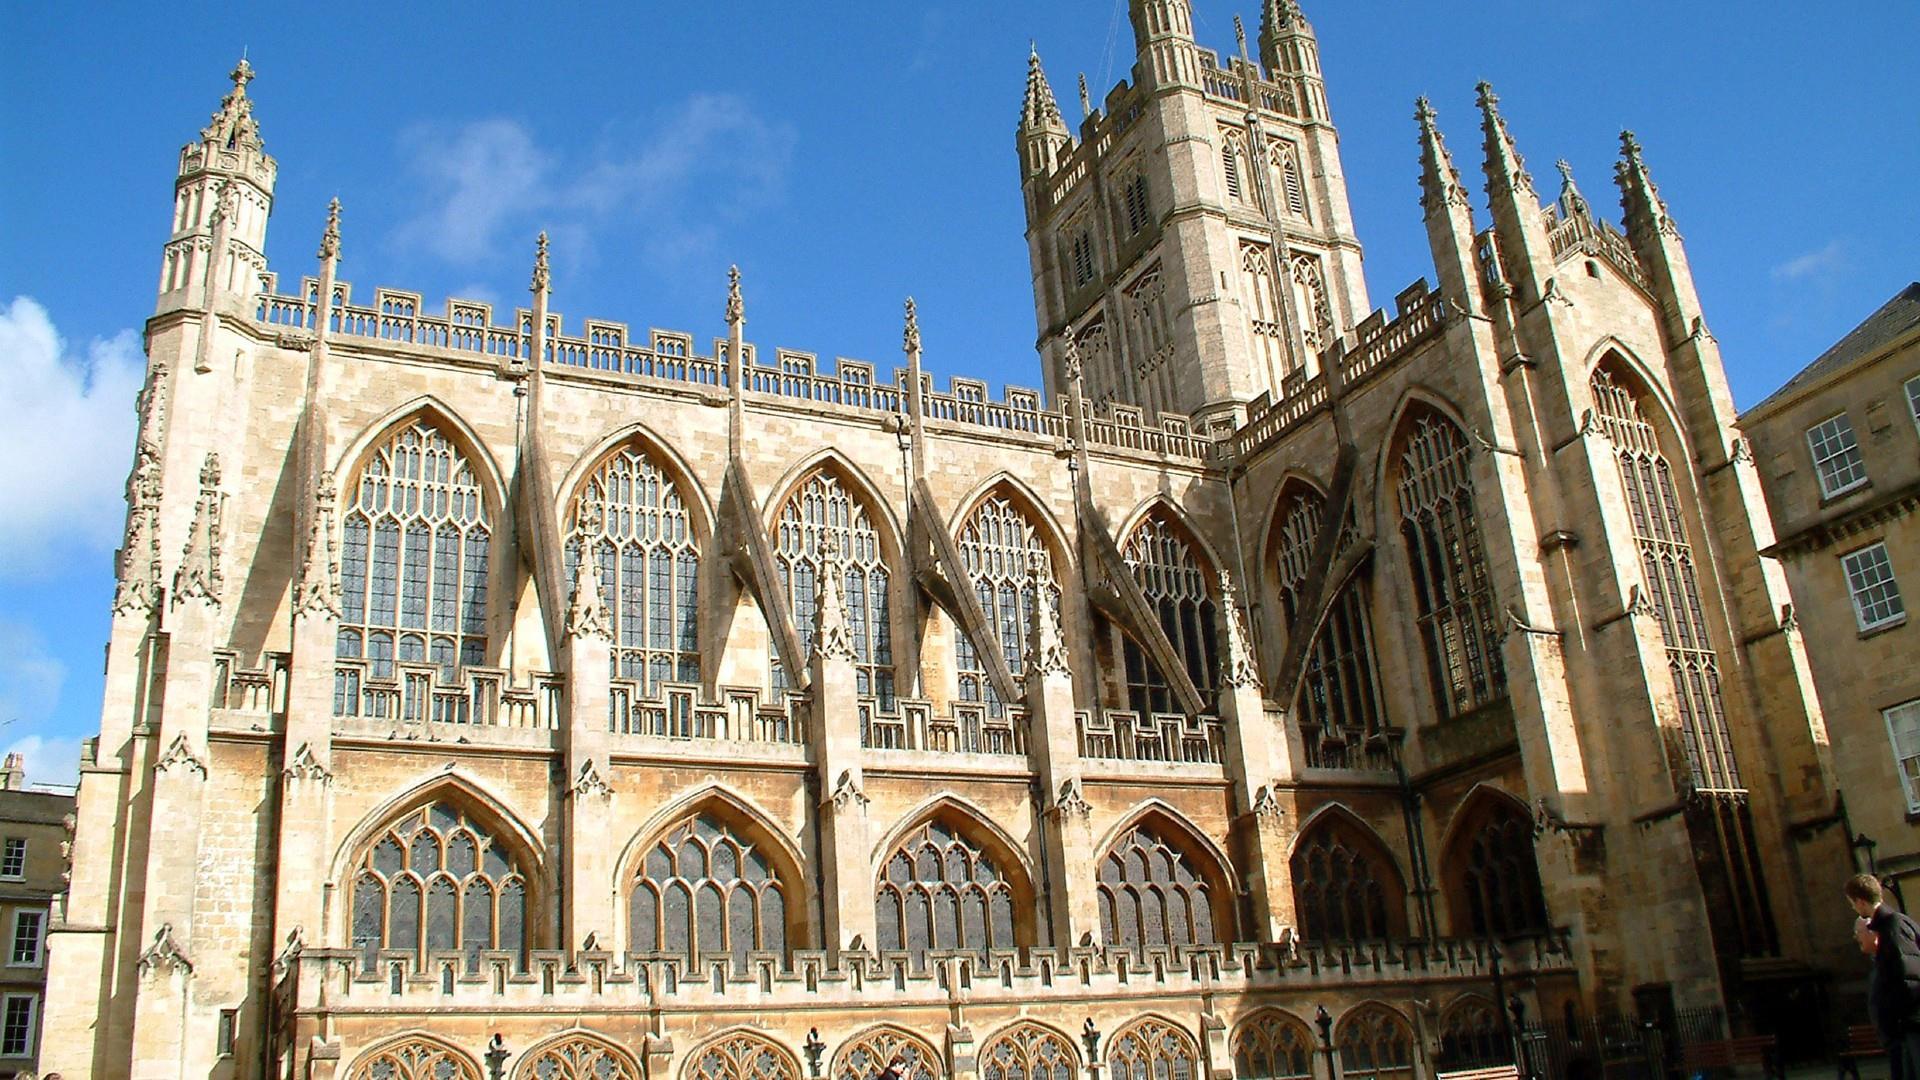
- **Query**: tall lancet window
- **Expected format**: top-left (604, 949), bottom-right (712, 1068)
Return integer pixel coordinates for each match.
top-left (566, 445), bottom-right (700, 695)
top-left (349, 801), bottom-right (529, 973)
top-left (874, 818), bottom-right (1018, 959)
top-left (955, 492), bottom-right (1055, 717)
top-left (1238, 242), bottom-right (1291, 388)
top-left (1590, 368), bottom-right (1739, 790)
top-left (1395, 413), bottom-right (1506, 719)
top-left (1118, 511), bottom-right (1218, 716)
top-left (337, 419), bottom-right (490, 689)
top-left (772, 470), bottom-right (894, 707)
top-left (630, 813), bottom-right (789, 971)
top-left (1273, 490), bottom-right (1386, 766)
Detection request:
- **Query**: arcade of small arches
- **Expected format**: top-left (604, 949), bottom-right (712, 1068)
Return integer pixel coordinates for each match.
top-left (339, 1005), bottom-right (1460, 1080)
top-left (339, 782), bottom-right (1549, 968)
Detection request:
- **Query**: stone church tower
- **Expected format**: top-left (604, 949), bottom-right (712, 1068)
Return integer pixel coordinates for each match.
top-left (41, 4), bottom-right (1853, 1077)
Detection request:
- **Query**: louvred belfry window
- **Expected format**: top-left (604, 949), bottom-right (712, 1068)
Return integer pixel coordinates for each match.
top-left (565, 445), bottom-right (700, 696)
top-left (349, 801), bottom-right (528, 972)
top-left (1272, 490), bottom-right (1386, 766)
top-left (337, 420), bottom-right (490, 696)
top-left (630, 813), bottom-right (788, 970)
top-left (1119, 512), bottom-right (1219, 716)
top-left (1096, 823), bottom-right (1220, 949)
top-left (1395, 413), bottom-right (1506, 719)
top-left (875, 819), bottom-right (1017, 959)
top-left (955, 493), bottom-right (1054, 717)
top-left (772, 470), bottom-right (894, 706)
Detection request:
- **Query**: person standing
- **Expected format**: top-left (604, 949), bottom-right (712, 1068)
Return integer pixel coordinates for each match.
top-left (1847, 874), bottom-right (1920, 1075)
top-left (1859, 916), bottom-right (1900, 1080)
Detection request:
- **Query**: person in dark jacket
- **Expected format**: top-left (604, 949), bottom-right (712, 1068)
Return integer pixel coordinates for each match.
top-left (1848, 874), bottom-right (1920, 1073)
top-left (1860, 916), bottom-right (1901, 1080)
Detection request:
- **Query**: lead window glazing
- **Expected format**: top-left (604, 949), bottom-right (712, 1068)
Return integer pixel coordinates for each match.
top-left (630, 813), bottom-right (787, 969)
top-left (875, 819), bottom-right (1017, 959)
top-left (1119, 513), bottom-right (1218, 716)
top-left (1096, 824), bottom-right (1219, 949)
top-left (349, 802), bottom-right (528, 972)
top-left (1395, 414), bottom-right (1506, 719)
top-left (566, 445), bottom-right (700, 696)
top-left (772, 470), bottom-right (894, 706)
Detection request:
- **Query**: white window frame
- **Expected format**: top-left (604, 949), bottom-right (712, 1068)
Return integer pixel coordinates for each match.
top-left (1905, 374), bottom-right (1919, 435)
top-left (7, 909), bottom-right (42, 968)
top-left (0, 839), bottom-right (22, 882)
top-left (0, 993), bottom-right (34, 1058)
top-left (1842, 541), bottom-right (1907, 632)
top-left (1887, 699), bottom-right (1920, 815)
top-left (1806, 412), bottom-right (1868, 498)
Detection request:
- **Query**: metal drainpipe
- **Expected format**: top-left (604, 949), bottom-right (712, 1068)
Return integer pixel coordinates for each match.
top-left (1396, 755), bottom-right (1438, 939)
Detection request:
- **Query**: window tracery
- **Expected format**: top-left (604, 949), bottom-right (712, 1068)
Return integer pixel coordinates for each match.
top-left (1238, 242), bottom-right (1291, 386)
top-left (1336, 1006), bottom-right (1415, 1080)
top-left (630, 813), bottom-right (788, 969)
top-left (347, 1038), bottom-right (482, 1080)
top-left (1272, 491), bottom-right (1385, 766)
top-left (980, 1023), bottom-right (1077, 1080)
top-left (955, 493), bottom-right (1055, 719)
top-left (1435, 997), bottom-right (1506, 1071)
top-left (875, 819), bottom-right (1018, 958)
top-left (772, 469), bottom-right (894, 707)
top-left (1291, 812), bottom-right (1405, 943)
top-left (516, 1035), bottom-right (640, 1080)
top-left (833, 1028), bottom-right (942, 1080)
top-left (1105, 1018), bottom-right (1199, 1080)
top-left (565, 444), bottom-right (700, 697)
top-left (1447, 794), bottom-right (1548, 938)
top-left (349, 801), bottom-right (528, 972)
top-left (337, 420), bottom-right (490, 706)
top-left (1096, 823), bottom-right (1219, 949)
top-left (1119, 512), bottom-right (1218, 717)
top-left (1231, 1011), bottom-right (1314, 1080)
top-left (685, 1033), bottom-right (800, 1080)
top-left (1395, 413), bottom-right (1506, 719)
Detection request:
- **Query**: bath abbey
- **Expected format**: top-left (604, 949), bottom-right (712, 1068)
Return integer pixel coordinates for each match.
top-left (40, 1), bottom-right (1862, 1076)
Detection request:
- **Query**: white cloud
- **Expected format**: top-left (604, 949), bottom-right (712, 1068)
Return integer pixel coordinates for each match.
top-left (0, 621), bottom-right (78, 788)
top-left (390, 94), bottom-right (795, 273)
top-left (0, 297), bottom-right (144, 580)
top-left (1772, 240), bottom-right (1846, 282)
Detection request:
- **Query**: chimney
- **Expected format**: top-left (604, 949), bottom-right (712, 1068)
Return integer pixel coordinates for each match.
top-left (0, 752), bottom-right (23, 791)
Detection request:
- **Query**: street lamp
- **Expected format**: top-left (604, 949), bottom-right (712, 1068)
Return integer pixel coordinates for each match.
top-left (1314, 1006), bottom-right (1335, 1077)
top-left (1081, 1018), bottom-right (1101, 1077)
top-left (485, 1034), bottom-right (510, 1080)
top-left (805, 1028), bottom-right (827, 1080)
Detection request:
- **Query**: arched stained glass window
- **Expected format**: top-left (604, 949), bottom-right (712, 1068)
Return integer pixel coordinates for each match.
top-left (773, 470), bottom-right (894, 707)
top-left (685, 1033), bottom-right (801, 1080)
top-left (348, 801), bottom-right (529, 972)
top-left (875, 818), bottom-right (1018, 959)
top-left (566, 445), bottom-right (700, 696)
top-left (1336, 1005), bottom-right (1416, 1080)
top-left (1119, 512), bottom-right (1219, 716)
top-left (1231, 1011), bottom-right (1315, 1080)
top-left (1096, 824), bottom-right (1219, 950)
top-left (516, 1035), bottom-right (641, 1080)
top-left (1291, 812), bottom-right (1405, 943)
top-left (631, 813), bottom-right (787, 969)
top-left (1435, 997), bottom-right (1506, 1072)
top-left (980, 1023), bottom-right (1077, 1080)
top-left (832, 1028), bottom-right (942, 1080)
top-left (1272, 490), bottom-right (1387, 768)
top-left (1446, 794), bottom-right (1548, 938)
top-left (337, 419), bottom-right (490, 688)
top-left (1395, 413), bottom-right (1506, 719)
top-left (955, 493), bottom-right (1055, 718)
top-left (1105, 1018), bottom-right (1198, 1080)
top-left (347, 1037), bottom-right (482, 1080)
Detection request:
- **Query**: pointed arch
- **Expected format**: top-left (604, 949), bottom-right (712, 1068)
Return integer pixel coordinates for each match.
top-left (345, 1032), bottom-right (483, 1080)
top-left (514, 1030), bottom-right (643, 1080)
top-left (619, 784), bottom-right (808, 963)
top-left (1230, 1008), bottom-right (1315, 1080)
top-left (1289, 802), bottom-right (1408, 943)
top-left (948, 475), bottom-right (1073, 718)
top-left (681, 1028), bottom-right (803, 1080)
top-left (1093, 800), bottom-right (1238, 949)
top-left (1581, 336), bottom-right (1691, 451)
top-left (872, 795), bottom-right (1038, 956)
top-left (557, 421), bottom-right (716, 546)
top-left (1113, 493), bottom-right (1228, 578)
top-left (1438, 785), bottom-right (1548, 939)
top-left (1334, 1003), bottom-right (1415, 1080)
top-left (763, 446), bottom-right (905, 556)
top-left (978, 1021), bottom-right (1081, 1080)
top-left (331, 396), bottom-right (508, 521)
top-left (1255, 471), bottom-right (1328, 592)
top-left (1116, 500), bottom-right (1223, 717)
top-left (832, 1025), bottom-right (944, 1080)
top-left (329, 769), bottom-right (546, 889)
top-left (1106, 1015), bottom-right (1201, 1080)
top-left (1369, 385), bottom-right (1477, 534)
top-left (948, 472), bottom-right (1075, 578)
top-left (1434, 994), bottom-right (1506, 1071)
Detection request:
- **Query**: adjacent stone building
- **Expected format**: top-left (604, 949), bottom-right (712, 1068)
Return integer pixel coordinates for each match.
top-left (0, 754), bottom-right (77, 1076)
top-left (1741, 284), bottom-right (1920, 900)
top-left (41, 2), bottom-right (1858, 1077)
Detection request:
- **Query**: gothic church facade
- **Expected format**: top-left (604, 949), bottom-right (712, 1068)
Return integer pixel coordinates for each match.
top-left (43, 2), bottom-right (1851, 1077)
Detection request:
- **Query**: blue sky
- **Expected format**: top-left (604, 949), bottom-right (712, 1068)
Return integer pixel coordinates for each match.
top-left (1, 2), bottom-right (1913, 785)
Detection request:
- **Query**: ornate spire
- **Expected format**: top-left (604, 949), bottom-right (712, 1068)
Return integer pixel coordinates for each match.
top-left (813, 537), bottom-right (857, 663)
top-left (903, 297), bottom-right (921, 355)
top-left (1554, 159), bottom-right (1591, 222)
top-left (112, 445), bottom-right (163, 615)
top-left (200, 57), bottom-right (262, 152)
top-left (1476, 81), bottom-right (1535, 199)
top-left (1061, 332), bottom-right (1084, 388)
top-left (293, 471), bottom-right (341, 619)
top-left (1021, 44), bottom-right (1066, 132)
top-left (1216, 571), bottom-right (1261, 690)
top-left (567, 494), bottom-right (613, 643)
top-left (1078, 73), bottom-right (1091, 119)
top-left (725, 264), bottom-right (744, 325)
top-left (1025, 554), bottom-right (1070, 678)
top-left (171, 453), bottom-right (224, 608)
top-left (530, 232), bottom-right (550, 294)
top-left (1234, 15), bottom-right (1249, 61)
top-left (318, 198), bottom-right (341, 262)
top-left (1615, 130), bottom-right (1678, 239)
top-left (1415, 97), bottom-right (1469, 213)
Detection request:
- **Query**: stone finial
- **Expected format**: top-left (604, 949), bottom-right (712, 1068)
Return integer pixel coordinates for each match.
top-left (1021, 44), bottom-right (1064, 131)
top-left (567, 500), bottom-right (614, 643)
top-left (813, 536), bottom-right (857, 663)
top-left (318, 197), bottom-right (341, 262)
top-left (1216, 571), bottom-right (1262, 690)
top-left (903, 297), bottom-right (921, 355)
top-left (1476, 80), bottom-right (1535, 198)
top-left (200, 56), bottom-right (262, 151)
top-left (725, 264), bottom-right (744, 325)
top-left (1078, 72), bottom-right (1091, 119)
top-left (1415, 97), bottom-right (1469, 213)
top-left (113, 445), bottom-right (164, 615)
top-left (1234, 15), bottom-right (1248, 60)
top-left (1061, 333), bottom-right (1084, 387)
top-left (172, 452), bottom-right (224, 607)
top-left (1554, 159), bottom-right (1591, 222)
top-left (530, 232), bottom-right (550, 294)
top-left (1614, 130), bottom-right (1678, 239)
top-left (294, 470), bottom-right (342, 618)
top-left (1025, 553), bottom-right (1070, 678)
